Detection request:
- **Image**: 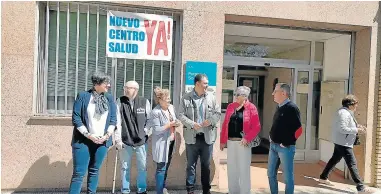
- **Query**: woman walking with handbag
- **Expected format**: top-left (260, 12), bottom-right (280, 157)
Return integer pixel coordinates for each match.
top-left (220, 86), bottom-right (261, 194)
top-left (318, 95), bottom-right (377, 194)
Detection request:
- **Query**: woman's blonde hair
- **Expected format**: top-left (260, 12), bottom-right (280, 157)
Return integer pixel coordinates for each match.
top-left (153, 87), bottom-right (170, 104)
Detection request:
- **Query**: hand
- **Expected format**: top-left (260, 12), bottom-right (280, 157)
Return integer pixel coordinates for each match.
top-left (201, 120), bottom-right (211, 127)
top-left (87, 134), bottom-right (103, 144)
top-left (240, 138), bottom-right (249, 147)
top-left (174, 120), bottom-right (181, 127)
top-left (358, 126), bottom-right (366, 134)
top-left (359, 124), bottom-right (367, 130)
top-left (116, 141), bottom-right (124, 150)
top-left (98, 133), bottom-right (111, 143)
top-left (280, 143), bottom-right (286, 148)
top-left (220, 143), bottom-right (226, 151)
top-left (166, 121), bottom-right (177, 129)
top-left (193, 123), bottom-right (202, 130)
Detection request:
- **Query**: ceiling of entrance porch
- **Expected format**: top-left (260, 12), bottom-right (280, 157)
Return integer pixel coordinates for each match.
top-left (225, 24), bottom-right (346, 42)
top-left (224, 24), bottom-right (349, 56)
top-left (224, 35), bottom-right (310, 55)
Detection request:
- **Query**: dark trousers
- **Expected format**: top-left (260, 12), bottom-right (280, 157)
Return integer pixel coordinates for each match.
top-left (320, 144), bottom-right (364, 191)
top-left (186, 134), bottom-right (213, 193)
top-left (69, 140), bottom-right (108, 194)
top-left (155, 140), bottom-right (175, 194)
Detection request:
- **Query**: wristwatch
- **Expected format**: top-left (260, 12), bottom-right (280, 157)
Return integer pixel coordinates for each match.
top-left (83, 131), bottom-right (90, 138)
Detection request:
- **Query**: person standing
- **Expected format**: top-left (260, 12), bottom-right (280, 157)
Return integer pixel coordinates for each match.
top-left (178, 74), bottom-right (221, 194)
top-left (318, 95), bottom-right (377, 194)
top-left (114, 81), bottom-right (151, 194)
top-left (69, 72), bottom-right (117, 194)
top-left (220, 86), bottom-right (261, 194)
top-left (149, 87), bottom-right (180, 194)
top-left (267, 83), bottom-right (303, 194)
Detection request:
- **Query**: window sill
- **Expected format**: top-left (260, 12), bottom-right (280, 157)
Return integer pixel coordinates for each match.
top-left (27, 116), bottom-right (72, 126)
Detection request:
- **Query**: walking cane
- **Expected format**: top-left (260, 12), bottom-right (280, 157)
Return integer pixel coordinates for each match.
top-left (112, 147), bottom-right (118, 194)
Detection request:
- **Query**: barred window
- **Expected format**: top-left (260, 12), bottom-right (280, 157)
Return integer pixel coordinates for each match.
top-left (36, 2), bottom-right (181, 116)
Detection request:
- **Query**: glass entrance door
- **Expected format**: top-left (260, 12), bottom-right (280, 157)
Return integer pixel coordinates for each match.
top-left (292, 68), bottom-right (321, 161)
top-left (221, 65), bottom-right (238, 112)
top-left (238, 76), bottom-right (259, 105)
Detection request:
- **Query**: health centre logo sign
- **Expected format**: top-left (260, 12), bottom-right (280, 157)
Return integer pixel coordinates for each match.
top-left (185, 61), bottom-right (217, 95)
top-left (106, 11), bottom-right (173, 61)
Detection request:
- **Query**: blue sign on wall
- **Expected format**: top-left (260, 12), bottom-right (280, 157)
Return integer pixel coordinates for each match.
top-left (185, 61), bottom-right (217, 86)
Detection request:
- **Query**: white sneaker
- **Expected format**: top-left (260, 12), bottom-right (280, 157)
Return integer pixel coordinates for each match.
top-left (163, 188), bottom-right (169, 194)
top-left (358, 187), bottom-right (380, 194)
top-left (318, 179), bottom-right (334, 186)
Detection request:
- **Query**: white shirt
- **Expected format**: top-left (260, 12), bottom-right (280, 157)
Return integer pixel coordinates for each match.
top-left (87, 95), bottom-right (109, 137)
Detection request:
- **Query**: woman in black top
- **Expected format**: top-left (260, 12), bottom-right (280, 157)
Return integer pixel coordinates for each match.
top-left (220, 86), bottom-right (261, 194)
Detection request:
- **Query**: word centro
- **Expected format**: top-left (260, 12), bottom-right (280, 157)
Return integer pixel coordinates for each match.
top-left (108, 42), bottom-right (139, 54)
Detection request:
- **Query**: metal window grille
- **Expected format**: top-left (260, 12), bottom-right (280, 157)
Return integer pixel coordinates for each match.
top-left (36, 2), bottom-right (182, 116)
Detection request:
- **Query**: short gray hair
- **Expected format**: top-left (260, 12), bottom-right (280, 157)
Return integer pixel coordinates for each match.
top-left (278, 83), bottom-right (291, 97)
top-left (91, 71), bottom-right (110, 86)
top-left (235, 86), bottom-right (251, 97)
top-left (125, 81), bottom-right (139, 89)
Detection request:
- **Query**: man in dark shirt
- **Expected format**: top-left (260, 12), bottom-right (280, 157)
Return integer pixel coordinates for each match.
top-left (267, 83), bottom-right (302, 194)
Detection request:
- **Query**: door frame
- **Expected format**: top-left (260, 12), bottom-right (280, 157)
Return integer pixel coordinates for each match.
top-left (237, 75), bottom-right (260, 105)
top-left (223, 54), bottom-right (323, 162)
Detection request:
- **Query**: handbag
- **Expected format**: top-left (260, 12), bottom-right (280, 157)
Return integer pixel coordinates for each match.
top-left (235, 106), bottom-right (261, 148)
top-left (240, 131), bottom-right (261, 148)
top-left (354, 133), bottom-right (361, 145)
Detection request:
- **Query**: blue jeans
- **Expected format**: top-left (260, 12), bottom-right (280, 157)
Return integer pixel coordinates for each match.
top-left (267, 143), bottom-right (296, 194)
top-left (69, 141), bottom-right (108, 194)
top-left (119, 143), bottom-right (147, 194)
top-left (186, 134), bottom-right (213, 193)
top-left (155, 140), bottom-right (175, 194)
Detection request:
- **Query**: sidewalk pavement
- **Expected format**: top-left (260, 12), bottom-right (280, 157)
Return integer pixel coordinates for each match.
top-left (3, 163), bottom-right (381, 194)
top-left (1, 188), bottom-right (377, 194)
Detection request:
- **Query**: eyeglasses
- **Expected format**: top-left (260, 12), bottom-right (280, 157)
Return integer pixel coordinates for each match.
top-left (235, 93), bottom-right (246, 97)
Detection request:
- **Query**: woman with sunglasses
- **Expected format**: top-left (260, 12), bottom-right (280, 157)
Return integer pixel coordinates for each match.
top-left (220, 86), bottom-right (261, 194)
top-left (149, 87), bottom-right (180, 194)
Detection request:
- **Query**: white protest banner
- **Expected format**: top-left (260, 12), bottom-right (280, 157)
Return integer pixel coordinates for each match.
top-left (107, 11), bottom-right (173, 61)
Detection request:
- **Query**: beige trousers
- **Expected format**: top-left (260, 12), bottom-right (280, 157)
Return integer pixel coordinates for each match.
top-left (227, 140), bottom-right (252, 194)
